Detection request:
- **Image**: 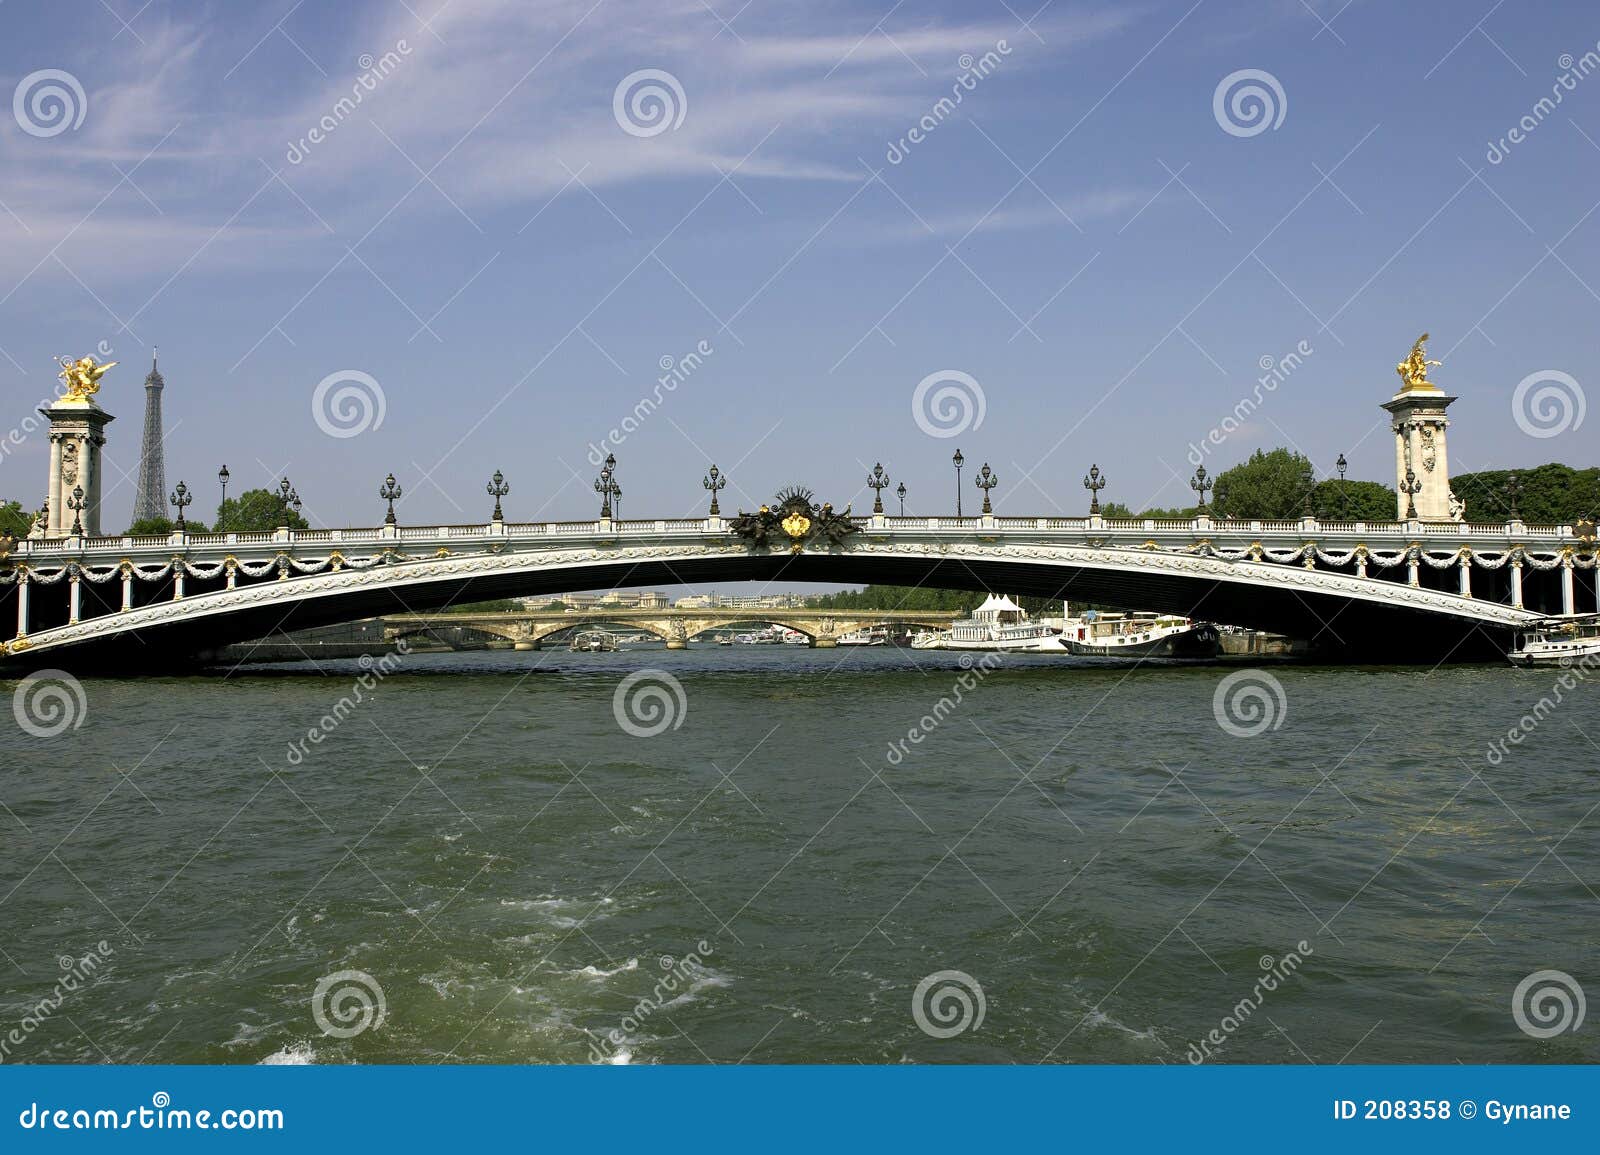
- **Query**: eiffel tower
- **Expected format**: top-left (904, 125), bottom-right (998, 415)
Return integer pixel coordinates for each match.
top-left (130, 352), bottom-right (167, 523)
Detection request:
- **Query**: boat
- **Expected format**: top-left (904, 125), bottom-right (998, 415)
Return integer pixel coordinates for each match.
top-left (1508, 616), bottom-right (1600, 667)
top-left (1055, 610), bottom-right (1220, 658)
top-left (909, 594), bottom-right (1063, 652)
top-left (569, 629), bottom-right (618, 652)
top-left (839, 626), bottom-right (889, 646)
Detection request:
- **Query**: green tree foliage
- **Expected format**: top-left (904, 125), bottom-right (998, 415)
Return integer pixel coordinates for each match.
top-left (0, 499), bottom-right (31, 537)
top-left (444, 599), bottom-right (523, 613)
top-left (1310, 479), bottom-right (1396, 522)
top-left (1449, 464), bottom-right (1600, 524)
top-left (1212, 448), bottom-right (1319, 519)
top-left (1099, 501), bottom-right (1134, 518)
top-left (126, 515), bottom-right (211, 535)
top-left (215, 488), bottom-right (310, 531)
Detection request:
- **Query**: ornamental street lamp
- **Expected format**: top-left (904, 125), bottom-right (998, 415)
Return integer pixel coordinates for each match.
top-left (952, 449), bottom-right (964, 517)
top-left (487, 470), bottom-right (510, 522)
top-left (1214, 480), bottom-right (1230, 519)
top-left (595, 465), bottom-right (614, 519)
top-left (1401, 467), bottom-right (1421, 520)
top-left (379, 473), bottom-right (403, 526)
top-left (66, 485), bottom-right (85, 537)
top-left (1189, 465), bottom-right (1212, 511)
top-left (1336, 453), bottom-right (1348, 517)
top-left (1506, 472), bottom-right (1521, 519)
top-left (867, 462), bottom-right (891, 514)
top-left (975, 463), bottom-right (998, 515)
top-left (702, 464), bottom-right (726, 516)
top-left (218, 464), bottom-right (230, 526)
top-left (169, 480), bottom-right (192, 530)
top-left (896, 481), bottom-right (907, 516)
top-left (1083, 464), bottom-right (1106, 515)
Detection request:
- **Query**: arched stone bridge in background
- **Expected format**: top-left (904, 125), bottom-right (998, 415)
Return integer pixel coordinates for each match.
top-left (2, 506), bottom-right (1594, 670)
top-left (383, 607), bottom-right (962, 649)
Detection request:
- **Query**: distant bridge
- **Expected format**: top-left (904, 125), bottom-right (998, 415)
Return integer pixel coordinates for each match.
top-left (382, 607), bottom-right (962, 648)
top-left (1, 509), bottom-right (1593, 668)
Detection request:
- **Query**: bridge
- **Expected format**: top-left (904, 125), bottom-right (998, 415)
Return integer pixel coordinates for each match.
top-left (1, 507), bottom-right (1592, 669)
top-left (5, 337), bottom-right (1595, 669)
top-left (382, 607), bottom-right (963, 649)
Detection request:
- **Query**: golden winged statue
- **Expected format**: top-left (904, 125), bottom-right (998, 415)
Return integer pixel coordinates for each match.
top-left (56, 354), bottom-right (117, 401)
top-left (1395, 333), bottom-right (1440, 391)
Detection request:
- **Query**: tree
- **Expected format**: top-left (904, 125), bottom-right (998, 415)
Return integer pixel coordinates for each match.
top-left (1099, 501), bottom-right (1134, 518)
top-left (445, 599), bottom-right (522, 613)
top-left (0, 500), bottom-right (31, 538)
top-left (1213, 449), bottom-right (1319, 519)
top-left (126, 516), bottom-right (210, 535)
top-left (215, 489), bottom-right (309, 531)
top-left (1310, 478), bottom-right (1395, 521)
top-left (1449, 464), bottom-right (1600, 524)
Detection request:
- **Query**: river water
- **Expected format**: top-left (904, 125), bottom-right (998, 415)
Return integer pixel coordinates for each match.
top-left (2, 646), bottom-right (1596, 1065)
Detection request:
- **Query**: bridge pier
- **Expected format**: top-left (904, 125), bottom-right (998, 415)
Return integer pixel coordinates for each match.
top-left (514, 640), bottom-right (538, 651)
top-left (810, 636), bottom-right (837, 648)
top-left (665, 638), bottom-right (688, 650)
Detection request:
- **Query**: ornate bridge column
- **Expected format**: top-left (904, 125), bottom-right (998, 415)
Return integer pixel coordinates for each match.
top-left (1561, 554), bottom-right (1576, 616)
top-left (1509, 556), bottom-right (1524, 609)
top-left (1457, 553), bottom-right (1471, 598)
top-left (15, 570), bottom-right (29, 639)
top-left (68, 567), bottom-right (81, 624)
top-left (120, 563), bottom-right (133, 611)
top-left (41, 394), bottom-right (115, 536)
top-left (1381, 335), bottom-right (1457, 522)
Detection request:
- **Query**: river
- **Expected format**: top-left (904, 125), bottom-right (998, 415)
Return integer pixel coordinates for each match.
top-left (2, 646), bottom-right (1595, 1064)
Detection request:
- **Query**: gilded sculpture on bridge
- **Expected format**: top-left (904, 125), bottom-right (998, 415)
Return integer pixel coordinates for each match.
top-left (1395, 333), bottom-right (1441, 392)
top-left (56, 354), bottom-right (117, 401)
top-left (731, 487), bottom-right (858, 554)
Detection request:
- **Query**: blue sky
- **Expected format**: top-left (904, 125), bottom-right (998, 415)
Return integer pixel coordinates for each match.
top-left (1, 0), bottom-right (1597, 540)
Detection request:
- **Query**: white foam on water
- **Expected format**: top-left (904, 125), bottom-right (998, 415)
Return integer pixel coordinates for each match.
top-left (259, 1041), bottom-right (316, 1065)
top-left (656, 963), bottom-right (731, 1011)
top-left (575, 958), bottom-right (639, 980)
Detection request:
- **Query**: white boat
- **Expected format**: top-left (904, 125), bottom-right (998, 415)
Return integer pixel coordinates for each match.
top-left (839, 626), bottom-right (889, 646)
top-left (910, 594), bottom-right (1063, 652)
top-left (1055, 611), bottom-right (1220, 658)
top-left (1508, 616), bottom-right (1600, 667)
